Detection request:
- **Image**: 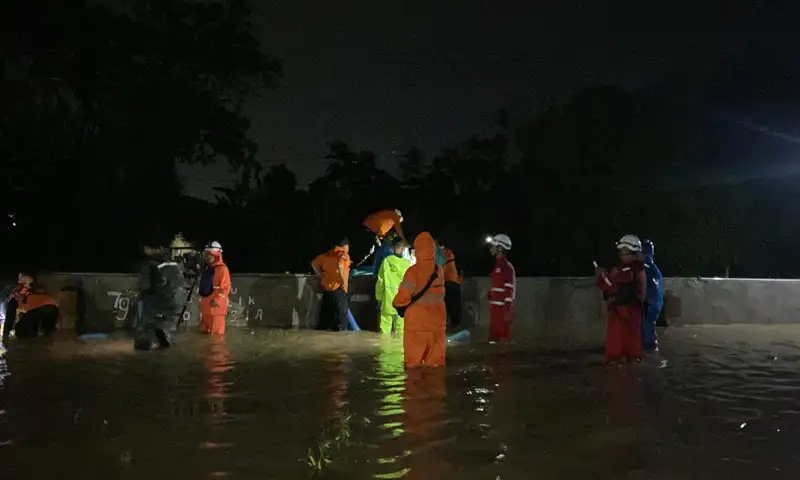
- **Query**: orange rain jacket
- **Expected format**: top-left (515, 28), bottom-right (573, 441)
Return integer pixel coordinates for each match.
top-left (21, 293), bottom-right (57, 312)
top-left (393, 232), bottom-right (447, 367)
top-left (13, 284), bottom-right (57, 313)
top-left (199, 249), bottom-right (231, 316)
top-left (363, 210), bottom-right (402, 238)
top-left (311, 246), bottom-right (351, 293)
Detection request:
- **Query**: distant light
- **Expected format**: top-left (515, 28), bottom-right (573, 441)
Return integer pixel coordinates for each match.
top-left (485, 235), bottom-right (493, 244)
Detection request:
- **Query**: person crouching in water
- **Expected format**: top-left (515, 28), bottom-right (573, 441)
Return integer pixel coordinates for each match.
top-left (199, 241), bottom-right (231, 336)
top-left (393, 232), bottom-right (447, 367)
top-left (375, 237), bottom-right (411, 335)
top-left (15, 283), bottom-right (59, 339)
top-left (311, 238), bottom-right (352, 331)
top-left (487, 234), bottom-right (515, 342)
top-left (10, 275), bottom-right (59, 339)
top-left (640, 239), bottom-right (663, 352)
top-left (596, 235), bottom-right (646, 364)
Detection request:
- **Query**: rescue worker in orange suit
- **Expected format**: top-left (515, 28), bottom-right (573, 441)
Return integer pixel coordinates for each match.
top-left (487, 234), bottom-right (516, 342)
top-left (198, 241), bottom-right (231, 336)
top-left (362, 209), bottom-right (409, 262)
top-left (311, 238), bottom-right (352, 331)
top-left (393, 232), bottom-right (447, 368)
top-left (13, 281), bottom-right (59, 338)
top-left (440, 244), bottom-right (463, 327)
top-left (596, 234), bottom-right (646, 364)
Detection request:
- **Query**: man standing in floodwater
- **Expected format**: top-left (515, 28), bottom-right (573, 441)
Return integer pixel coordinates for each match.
top-left (135, 243), bottom-right (183, 350)
top-left (393, 232), bottom-right (447, 367)
top-left (596, 235), bottom-right (646, 364)
top-left (311, 238), bottom-right (352, 331)
top-left (375, 237), bottom-right (411, 335)
top-left (640, 239), bottom-right (663, 352)
top-left (198, 241), bottom-right (231, 336)
top-left (487, 234), bottom-right (515, 342)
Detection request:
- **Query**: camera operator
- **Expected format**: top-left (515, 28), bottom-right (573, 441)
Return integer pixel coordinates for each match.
top-left (135, 239), bottom-right (183, 351)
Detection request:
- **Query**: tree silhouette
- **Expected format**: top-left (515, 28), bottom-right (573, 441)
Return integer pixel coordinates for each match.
top-left (0, 0), bottom-right (281, 271)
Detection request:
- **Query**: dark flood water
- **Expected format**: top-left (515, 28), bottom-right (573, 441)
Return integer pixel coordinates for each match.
top-left (2, 325), bottom-right (800, 479)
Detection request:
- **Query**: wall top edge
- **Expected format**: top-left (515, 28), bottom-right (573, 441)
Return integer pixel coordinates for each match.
top-left (43, 273), bottom-right (800, 283)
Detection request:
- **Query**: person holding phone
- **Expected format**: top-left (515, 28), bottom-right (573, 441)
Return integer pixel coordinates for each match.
top-left (595, 235), bottom-right (646, 364)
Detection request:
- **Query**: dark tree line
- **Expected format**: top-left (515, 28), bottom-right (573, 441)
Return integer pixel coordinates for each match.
top-left (1, 0), bottom-right (279, 272)
top-left (3, 2), bottom-right (800, 278)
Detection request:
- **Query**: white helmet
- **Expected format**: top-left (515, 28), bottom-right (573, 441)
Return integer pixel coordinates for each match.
top-left (394, 209), bottom-right (403, 222)
top-left (487, 234), bottom-right (512, 251)
top-left (616, 235), bottom-right (642, 252)
top-left (205, 241), bottom-right (223, 252)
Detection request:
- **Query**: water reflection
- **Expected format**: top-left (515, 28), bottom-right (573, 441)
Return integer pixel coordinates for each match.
top-left (201, 336), bottom-right (233, 477)
top-left (372, 338), bottom-right (409, 479)
top-left (404, 366), bottom-right (449, 479)
top-left (324, 351), bottom-right (351, 417)
top-left (1, 327), bottom-right (800, 478)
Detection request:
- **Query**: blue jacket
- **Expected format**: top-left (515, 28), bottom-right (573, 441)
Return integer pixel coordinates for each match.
top-left (643, 253), bottom-right (663, 307)
top-left (372, 239), bottom-right (395, 275)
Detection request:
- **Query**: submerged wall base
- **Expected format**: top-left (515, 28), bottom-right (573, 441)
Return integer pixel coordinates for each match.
top-left (33, 274), bottom-right (800, 347)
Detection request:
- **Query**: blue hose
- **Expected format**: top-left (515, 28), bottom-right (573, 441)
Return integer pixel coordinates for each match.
top-left (347, 309), bottom-right (361, 331)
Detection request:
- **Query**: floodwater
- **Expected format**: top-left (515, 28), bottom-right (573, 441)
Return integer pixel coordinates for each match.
top-left (2, 326), bottom-right (800, 479)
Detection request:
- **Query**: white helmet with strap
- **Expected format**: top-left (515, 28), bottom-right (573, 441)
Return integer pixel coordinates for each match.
top-left (205, 241), bottom-right (223, 252)
top-left (488, 234), bottom-right (512, 251)
top-left (616, 234), bottom-right (642, 253)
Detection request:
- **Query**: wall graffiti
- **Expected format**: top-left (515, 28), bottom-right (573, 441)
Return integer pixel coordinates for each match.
top-left (106, 291), bottom-right (135, 323)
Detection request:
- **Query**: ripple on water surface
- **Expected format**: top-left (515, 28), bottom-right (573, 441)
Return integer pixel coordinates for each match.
top-left (2, 326), bottom-right (800, 479)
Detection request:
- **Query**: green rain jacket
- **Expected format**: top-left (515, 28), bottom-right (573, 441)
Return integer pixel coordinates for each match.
top-left (375, 254), bottom-right (411, 315)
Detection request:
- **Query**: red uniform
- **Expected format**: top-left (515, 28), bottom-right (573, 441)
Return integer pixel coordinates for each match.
top-left (597, 262), bottom-right (646, 361)
top-left (488, 255), bottom-right (515, 341)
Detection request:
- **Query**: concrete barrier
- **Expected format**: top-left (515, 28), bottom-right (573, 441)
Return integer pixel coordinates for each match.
top-left (35, 273), bottom-right (380, 333)
top-left (30, 274), bottom-right (800, 345)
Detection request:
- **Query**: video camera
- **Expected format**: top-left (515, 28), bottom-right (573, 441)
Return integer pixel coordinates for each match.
top-left (168, 245), bottom-right (202, 328)
top-left (176, 250), bottom-right (203, 278)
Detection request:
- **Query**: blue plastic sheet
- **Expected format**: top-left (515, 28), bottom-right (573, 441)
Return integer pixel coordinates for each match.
top-left (77, 333), bottom-right (109, 341)
top-left (447, 329), bottom-right (471, 343)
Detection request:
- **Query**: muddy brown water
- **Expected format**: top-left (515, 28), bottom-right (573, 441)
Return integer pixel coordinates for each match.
top-left (2, 326), bottom-right (800, 479)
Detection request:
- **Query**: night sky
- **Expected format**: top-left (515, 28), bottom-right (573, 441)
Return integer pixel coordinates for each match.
top-left (180, 0), bottom-right (800, 199)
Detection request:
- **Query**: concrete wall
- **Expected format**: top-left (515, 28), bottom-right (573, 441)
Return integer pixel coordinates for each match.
top-left (31, 274), bottom-right (800, 345)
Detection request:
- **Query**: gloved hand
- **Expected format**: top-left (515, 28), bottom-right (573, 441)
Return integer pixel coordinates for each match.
top-left (595, 267), bottom-right (607, 277)
top-left (369, 244), bottom-right (376, 255)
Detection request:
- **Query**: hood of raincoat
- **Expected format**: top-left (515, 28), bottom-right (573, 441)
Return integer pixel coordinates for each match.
top-left (641, 239), bottom-right (655, 261)
top-left (205, 248), bottom-right (224, 267)
top-left (413, 232), bottom-right (436, 264)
